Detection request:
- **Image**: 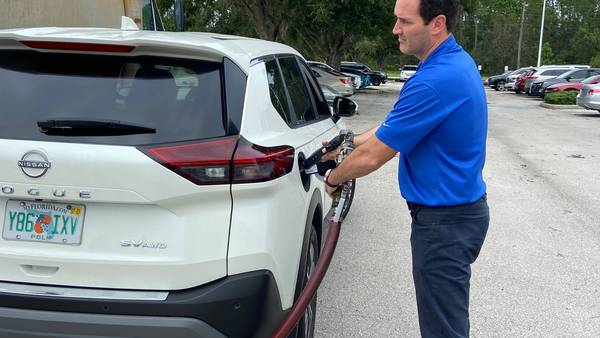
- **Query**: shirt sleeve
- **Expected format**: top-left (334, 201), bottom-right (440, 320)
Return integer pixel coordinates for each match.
top-left (375, 80), bottom-right (448, 154)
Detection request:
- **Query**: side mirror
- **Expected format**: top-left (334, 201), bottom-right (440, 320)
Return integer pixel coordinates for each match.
top-left (332, 97), bottom-right (358, 123)
top-left (174, 0), bottom-right (186, 32)
top-left (312, 70), bottom-right (321, 78)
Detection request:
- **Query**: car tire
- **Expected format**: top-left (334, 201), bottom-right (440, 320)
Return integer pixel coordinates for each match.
top-left (292, 226), bottom-right (318, 338)
top-left (497, 81), bottom-right (506, 91)
top-left (371, 77), bottom-right (381, 86)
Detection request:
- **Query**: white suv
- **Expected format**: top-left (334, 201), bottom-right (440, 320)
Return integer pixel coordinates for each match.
top-left (399, 65), bottom-right (417, 81)
top-left (0, 27), bottom-right (355, 338)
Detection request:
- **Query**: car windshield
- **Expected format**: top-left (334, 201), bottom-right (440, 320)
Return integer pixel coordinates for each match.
top-left (0, 50), bottom-right (224, 145)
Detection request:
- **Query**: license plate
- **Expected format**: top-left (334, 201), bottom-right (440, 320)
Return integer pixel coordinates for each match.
top-left (2, 200), bottom-right (85, 245)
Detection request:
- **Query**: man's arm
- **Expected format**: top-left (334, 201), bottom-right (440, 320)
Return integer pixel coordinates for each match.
top-left (353, 126), bottom-right (378, 146)
top-left (326, 133), bottom-right (397, 188)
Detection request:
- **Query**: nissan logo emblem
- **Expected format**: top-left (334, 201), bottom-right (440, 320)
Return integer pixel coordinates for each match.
top-left (18, 150), bottom-right (51, 178)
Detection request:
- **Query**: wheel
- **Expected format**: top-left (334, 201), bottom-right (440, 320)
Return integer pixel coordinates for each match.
top-left (294, 226), bottom-right (318, 338)
top-left (497, 81), bottom-right (506, 91)
top-left (371, 77), bottom-right (381, 86)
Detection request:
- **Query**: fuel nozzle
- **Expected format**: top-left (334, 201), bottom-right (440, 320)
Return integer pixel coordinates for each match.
top-left (303, 130), bottom-right (354, 171)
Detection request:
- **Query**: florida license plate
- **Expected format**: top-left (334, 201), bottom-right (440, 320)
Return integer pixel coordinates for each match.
top-left (2, 200), bottom-right (85, 245)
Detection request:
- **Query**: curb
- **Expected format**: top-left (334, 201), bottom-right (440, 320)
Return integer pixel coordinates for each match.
top-left (540, 102), bottom-right (583, 110)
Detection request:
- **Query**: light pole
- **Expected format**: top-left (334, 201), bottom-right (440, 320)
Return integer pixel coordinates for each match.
top-left (536, 0), bottom-right (547, 67)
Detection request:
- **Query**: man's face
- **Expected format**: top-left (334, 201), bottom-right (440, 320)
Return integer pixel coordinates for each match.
top-left (392, 0), bottom-right (432, 59)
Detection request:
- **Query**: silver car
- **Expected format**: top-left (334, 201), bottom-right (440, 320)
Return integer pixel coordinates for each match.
top-left (577, 82), bottom-right (600, 112)
top-left (524, 67), bottom-right (573, 94)
top-left (310, 67), bottom-right (354, 97)
top-left (308, 61), bottom-right (361, 90)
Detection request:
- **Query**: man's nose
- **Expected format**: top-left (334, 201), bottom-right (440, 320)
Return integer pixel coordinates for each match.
top-left (392, 20), bottom-right (402, 36)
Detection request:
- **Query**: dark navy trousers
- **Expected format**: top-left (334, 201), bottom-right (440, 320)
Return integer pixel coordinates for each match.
top-left (408, 195), bottom-right (489, 338)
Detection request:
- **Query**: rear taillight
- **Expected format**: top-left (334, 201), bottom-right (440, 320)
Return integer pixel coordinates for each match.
top-left (140, 137), bottom-right (295, 185)
top-left (232, 139), bottom-right (295, 184)
top-left (20, 40), bottom-right (135, 53)
top-left (340, 78), bottom-right (349, 85)
top-left (589, 89), bottom-right (600, 95)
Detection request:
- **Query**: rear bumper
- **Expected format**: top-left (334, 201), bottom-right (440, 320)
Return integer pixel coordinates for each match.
top-left (0, 307), bottom-right (226, 338)
top-left (0, 270), bottom-right (284, 338)
top-left (577, 96), bottom-right (600, 110)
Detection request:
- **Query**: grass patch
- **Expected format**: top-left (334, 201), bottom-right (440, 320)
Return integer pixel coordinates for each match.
top-left (544, 91), bottom-right (578, 105)
top-left (386, 70), bottom-right (400, 78)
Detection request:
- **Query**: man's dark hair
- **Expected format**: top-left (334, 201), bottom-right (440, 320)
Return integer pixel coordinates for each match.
top-left (419, 0), bottom-right (460, 32)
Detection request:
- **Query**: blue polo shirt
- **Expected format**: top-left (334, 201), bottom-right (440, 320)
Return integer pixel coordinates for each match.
top-left (375, 35), bottom-right (487, 206)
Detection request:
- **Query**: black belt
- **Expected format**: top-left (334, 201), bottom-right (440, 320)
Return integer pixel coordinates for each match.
top-left (406, 194), bottom-right (487, 211)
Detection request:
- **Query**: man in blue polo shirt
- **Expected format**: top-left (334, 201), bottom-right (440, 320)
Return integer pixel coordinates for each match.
top-left (323, 0), bottom-right (489, 337)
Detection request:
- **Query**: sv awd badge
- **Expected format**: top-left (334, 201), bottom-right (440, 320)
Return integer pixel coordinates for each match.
top-left (121, 240), bottom-right (167, 250)
top-left (18, 150), bottom-right (51, 178)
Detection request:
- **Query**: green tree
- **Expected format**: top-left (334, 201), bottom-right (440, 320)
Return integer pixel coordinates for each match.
top-left (287, 0), bottom-right (393, 69)
top-left (590, 54), bottom-right (600, 68)
top-left (541, 42), bottom-right (555, 65)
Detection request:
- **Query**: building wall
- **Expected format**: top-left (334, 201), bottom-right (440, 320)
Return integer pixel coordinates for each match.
top-left (0, 0), bottom-right (143, 29)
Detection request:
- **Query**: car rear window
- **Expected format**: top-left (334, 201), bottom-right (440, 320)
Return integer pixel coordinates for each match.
top-left (0, 50), bottom-right (225, 146)
top-left (402, 66), bottom-right (417, 71)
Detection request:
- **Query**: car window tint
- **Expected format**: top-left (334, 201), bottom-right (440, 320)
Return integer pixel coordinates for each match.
top-left (569, 70), bottom-right (587, 79)
top-left (0, 50), bottom-right (224, 146)
top-left (278, 57), bottom-right (316, 124)
top-left (544, 69), bottom-right (568, 76)
top-left (299, 61), bottom-right (330, 118)
top-left (265, 59), bottom-right (292, 124)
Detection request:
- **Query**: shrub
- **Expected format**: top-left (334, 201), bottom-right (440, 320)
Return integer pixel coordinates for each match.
top-left (544, 91), bottom-right (578, 105)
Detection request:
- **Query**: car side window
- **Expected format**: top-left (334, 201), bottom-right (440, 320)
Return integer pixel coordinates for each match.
top-left (278, 57), bottom-right (316, 124)
top-left (298, 60), bottom-right (331, 119)
top-left (545, 69), bottom-right (566, 76)
top-left (570, 70), bottom-right (587, 79)
top-left (265, 59), bottom-right (292, 124)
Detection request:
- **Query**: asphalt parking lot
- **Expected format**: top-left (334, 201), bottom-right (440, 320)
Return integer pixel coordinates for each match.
top-left (315, 83), bottom-right (600, 337)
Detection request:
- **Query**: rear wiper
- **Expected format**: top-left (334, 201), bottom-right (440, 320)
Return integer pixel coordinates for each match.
top-left (37, 119), bottom-right (156, 136)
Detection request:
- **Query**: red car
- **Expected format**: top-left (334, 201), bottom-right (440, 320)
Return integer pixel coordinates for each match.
top-left (545, 75), bottom-right (600, 94)
top-left (515, 69), bottom-right (535, 94)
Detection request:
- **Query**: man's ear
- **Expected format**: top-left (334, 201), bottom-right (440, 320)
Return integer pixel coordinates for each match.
top-left (431, 15), bottom-right (447, 35)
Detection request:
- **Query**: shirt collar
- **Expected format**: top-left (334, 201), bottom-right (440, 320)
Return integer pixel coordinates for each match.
top-left (417, 34), bottom-right (458, 70)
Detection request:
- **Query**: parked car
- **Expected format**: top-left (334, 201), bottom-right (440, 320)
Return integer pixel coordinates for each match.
top-left (487, 70), bottom-right (513, 91)
top-left (545, 74), bottom-right (600, 95)
top-left (538, 68), bottom-right (600, 97)
top-left (577, 82), bottom-right (600, 112)
top-left (310, 67), bottom-right (354, 97)
top-left (515, 69), bottom-right (535, 94)
top-left (503, 67), bottom-right (532, 92)
top-left (525, 67), bottom-right (574, 95)
top-left (307, 61), bottom-right (362, 89)
top-left (339, 67), bottom-right (371, 88)
top-left (399, 65), bottom-right (417, 81)
top-left (524, 65), bottom-right (590, 95)
top-left (0, 27), bottom-right (357, 338)
top-left (340, 62), bottom-right (387, 86)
